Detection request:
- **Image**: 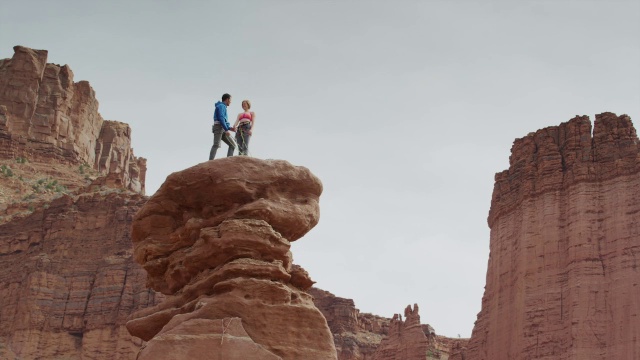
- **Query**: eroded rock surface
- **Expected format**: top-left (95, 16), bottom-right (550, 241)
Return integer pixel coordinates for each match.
top-left (137, 318), bottom-right (282, 360)
top-left (371, 305), bottom-right (435, 360)
top-left (0, 45), bottom-right (145, 194)
top-left (0, 45), bottom-right (157, 359)
top-left (127, 157), bottom-right (337, 360)
top-left (0, 191), bottom-right (161, 359)
top-left (309, 287), bottom-right (388, 360)
top-left (467, 113), bottom-right (640, 359)
top-left (310, 289), bottom-right (465, 360)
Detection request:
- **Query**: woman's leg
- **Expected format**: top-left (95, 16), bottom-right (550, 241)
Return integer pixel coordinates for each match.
top-left (235, 131), bottom-right (245, 155)
top-left (237, 127), bottom-right (251, 155)
top-left (242, 129), bottom-right (251, 155)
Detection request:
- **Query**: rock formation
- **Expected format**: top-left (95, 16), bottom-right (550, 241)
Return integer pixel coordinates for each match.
top-left (370, 304), bottom-right (436, 360)
top-left (309, 287), bottom-right (389, 359)
top-left (94, 120), bottom-right (146, 194)
top-left (440, 337), bottom-right (470, 360)
top-left (467, 113), bottom-right (640, 359)
top-left (309, 288), bottom-right (466, 360)
top-left (127, 157), bottom-right (338, 360)
top-left (0, 45), bottom-right (145, 194)
top-left (0, 45), bottom-right (158, 359)
top-left (0, 191), bottom-right (161, 359)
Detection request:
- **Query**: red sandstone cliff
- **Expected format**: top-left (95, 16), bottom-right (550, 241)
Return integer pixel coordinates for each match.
top-left (0, 45), bottom-right (145, 194)
top-left (309, 287), bottom-right (390, 359)
top-left (0, 191), bottom-right (161, 359)
top-left (309, 288), bottom-right (467, 360)
top-left (371, 304), bottom-right (435, 360)
top-left (0, 46), bottom-right (157, 359)
top-left (467, 113), bottom-right (640, 359)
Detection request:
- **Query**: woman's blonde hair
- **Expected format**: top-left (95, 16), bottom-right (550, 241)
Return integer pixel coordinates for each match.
top-left (242, 100), bottom-right (251, 109)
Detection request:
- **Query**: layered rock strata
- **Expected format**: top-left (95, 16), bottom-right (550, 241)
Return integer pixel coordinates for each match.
top-left (94, 120), bottom-right (146, 194)
top-left (0, 191), bottom-right (162, 359)
top-left (127, 157), bottom-right (337, 360)
top-left (0, 46), bottom-right (145, 194)
top-left (440, 337), bottom-right (470, 360)
top-left (310, 288), bottom-right (466, 360)
top-left (309, 287), bottom-right (389, 359)
top-left (467, 113), bottom-right (640, 359)
top-left (371, 304), bottom-right (435, 360)
top-left (0, 45), bottom-right (157, 359)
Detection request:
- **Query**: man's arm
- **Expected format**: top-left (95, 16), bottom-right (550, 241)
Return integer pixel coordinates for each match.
top-left (220, 106), bottom-right (231, 131)
top-left (232, 113), bottom-right (241, 131)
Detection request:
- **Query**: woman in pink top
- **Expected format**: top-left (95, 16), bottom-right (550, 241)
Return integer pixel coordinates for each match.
top-left (232, 100), bottom-right (256, 156)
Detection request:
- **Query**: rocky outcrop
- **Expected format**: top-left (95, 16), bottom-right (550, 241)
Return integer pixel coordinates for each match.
top-left (310, 287), bottom-right (363, 334)
top-left (440, 337), bottom-right (469, 360)
top-left (127, 157), bottom-right (337, 360)
top-left (371, 304), bottom-right (435, 360)
top-left (467, 112), bottom-right (640, 359)
top-left (136, 317), bottom-right (282, 360)
top-left (309, 287), bottom-right (389, 359)
top-left (309, 289), bottom-right (465, 360)
top-left (0, 46), bottom-right (145, 194)
top-left (0, 45), bottom-right (157, 359)
top-left (0, 190), bottom-right (162, 359)
top-left (94, 120), bottom-right (147, 194)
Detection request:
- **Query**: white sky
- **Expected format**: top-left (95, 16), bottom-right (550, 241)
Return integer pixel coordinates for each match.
top-left (2, 0), bottom-right (638, 337)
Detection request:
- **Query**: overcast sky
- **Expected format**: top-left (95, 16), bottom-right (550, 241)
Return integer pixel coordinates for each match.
top-left (2, 0), bottom-right (639, 338)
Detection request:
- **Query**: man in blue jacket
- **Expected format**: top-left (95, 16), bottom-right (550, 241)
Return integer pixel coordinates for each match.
top-left (209, 93), bottom-right (236, 160)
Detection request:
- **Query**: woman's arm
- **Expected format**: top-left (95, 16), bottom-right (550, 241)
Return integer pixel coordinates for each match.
top-left (232, 113), bottom-right (242, 130)
top-left (249, 112), bottom-right (256, 134)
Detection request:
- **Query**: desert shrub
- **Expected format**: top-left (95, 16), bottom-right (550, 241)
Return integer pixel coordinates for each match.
top-left (1, 165), bottom-right (13, 177)
top-left (45, 179), bottom-right (58, 190)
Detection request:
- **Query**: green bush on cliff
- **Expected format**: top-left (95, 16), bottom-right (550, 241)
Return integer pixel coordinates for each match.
top-left (79, 163), bottom-right (91, 174)
top-left (45, 180), bottom-right (58, 190)
top-left (1, 165), bottom-right (13, 177)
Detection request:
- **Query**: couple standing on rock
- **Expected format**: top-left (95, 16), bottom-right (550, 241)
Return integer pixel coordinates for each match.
top-left (209, 93), bottom-right (256, 160)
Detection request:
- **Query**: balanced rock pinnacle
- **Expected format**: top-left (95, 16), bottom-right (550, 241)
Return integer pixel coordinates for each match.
top-left (127, 157), bottom-right (337, 360)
